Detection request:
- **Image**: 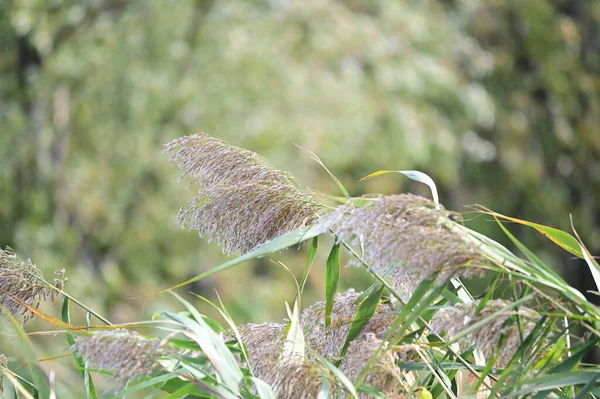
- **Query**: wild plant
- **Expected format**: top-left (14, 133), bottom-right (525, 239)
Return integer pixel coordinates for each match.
top-left (1, 133), bottom-right (599, 398)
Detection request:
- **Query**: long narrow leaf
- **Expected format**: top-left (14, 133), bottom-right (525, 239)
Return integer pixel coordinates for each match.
top-left (163, 224), bottom-right (323, 292)
top-left (168, 293), bottom-right (243, 394)
top-left (475, 207), bottom-right (583, 258)
top-left (570, 216), bottom-right (600, 292)
top-left (61, 298), bottom-right (97, 399)
top-left (325, 243), bottom-right (341, 329)
top-left (299, 237), bottom-right (319, 295)
top-left (340, 285), bottom-right (384, 357)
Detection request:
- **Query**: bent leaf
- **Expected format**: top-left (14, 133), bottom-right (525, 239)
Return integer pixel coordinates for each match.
top-left (475, 207), bottom-right (583, 258)
top-left (361, 170), bottom-right (439, 208)
top-left (570, 216), bottom-right (600, 292)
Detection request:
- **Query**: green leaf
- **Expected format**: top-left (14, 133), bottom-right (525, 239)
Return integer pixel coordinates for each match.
top-left (325, 242), bottom-right (341, 329)
top-left (506, 371), bottom-right (600, 397)
top-left (312, 353), bottom-right (358, 399)
top-left (299, 237), bottom-right (319, 295)
top-left (163, 223), bottom-right (323, 291)
top-left (61, 298), bottom-right (97, 399)
top-left (570, 216), bottom-right (600, 292)
top-left (167, 293), bottom-right (243, 394)
top-left (299, 146), bottom-right (350, 200)
top-left (4, 312), bottom-right (48, 398)
top-left (340, 285), bottom-right (384, 357)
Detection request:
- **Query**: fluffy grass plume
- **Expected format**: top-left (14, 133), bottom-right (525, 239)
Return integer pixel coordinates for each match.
top-left (0, 247), bottom-right (65, 324)
top-left (301, 289), bottom-right (397, 359)
top-left (430, 299), bottom-right (539, 367)
top-left (322, 194), bottom-right (487, 295)
top-left (72, 330), bottom-right (173, 384)
top-left (165, 133), bottom-right (324, 254)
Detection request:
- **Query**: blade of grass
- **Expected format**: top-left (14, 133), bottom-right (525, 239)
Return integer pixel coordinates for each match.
top-left (168, 293), bottom-right (243, 394)
top-left (4, 311), bottom-right (48, 398)
top-left (0, 370), bottom-right (35, 399)
top-left (163, 224), bottom-right (323, 292)
top-left (299, 237), bottom-right (319, 295)
top-left (311, 352), bottom-right (358, 399)
top-left (61, 298), bottom-right (97, 399)
top-left (296, 146), bottom-right (350, 200)
top-left (339, 285), bottom-right (384, 358)
top-left (325, 242), bottom-right (341, 329)
top-left (506, 371), bottom-right (600, 397)
top-left (570, 216), bottom-right (600, 291)
top-left (475, 207), bottom-right (583, 258)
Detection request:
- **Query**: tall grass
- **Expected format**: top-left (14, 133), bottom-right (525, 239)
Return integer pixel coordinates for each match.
top-left (1, 133), bottom-right (599, 398)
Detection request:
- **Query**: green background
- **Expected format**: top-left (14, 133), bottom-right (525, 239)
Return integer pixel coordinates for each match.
top-left (0, 2), bottom-right (599, 390)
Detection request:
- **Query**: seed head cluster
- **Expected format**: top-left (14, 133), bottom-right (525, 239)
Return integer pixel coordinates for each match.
top-left (301, 289), bottom-right (397, 359)
top-left (321, 194), bottom-right (487, 296)
top-left (165, 133), bottom-right (324, 254)
top-left (0, 247), bottom-right (66, 324)
top-left (72, 330), bottom-right (174, 384)
top-left (238, 290), bottom-right (407, 397)
top-left (430, 299), bottom-right (538, 367)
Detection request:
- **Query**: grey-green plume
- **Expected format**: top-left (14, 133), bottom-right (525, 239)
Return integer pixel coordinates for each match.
top-left (165, 133), bottom-right (324, 254)
top-left (0, 247), bottom-right (65, 324)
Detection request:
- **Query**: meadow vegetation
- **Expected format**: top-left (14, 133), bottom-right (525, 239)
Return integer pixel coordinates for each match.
top-left (1, 134), bottom-right (599, 398)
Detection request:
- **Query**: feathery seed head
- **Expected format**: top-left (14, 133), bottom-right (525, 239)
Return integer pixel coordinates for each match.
top-left (165, 134), bottom-right (324, 254)
top-left (301, 290), bottom-right (397, 359)
top-left (265, 361), bottom-right (336, 399)
top-left (0, 248), bottom-right (66, 324)
top-left (72, 330), bottom-right (173, 384)
top-left (341, 333), bottom-right (403, 397)
top-left (238, 323), bottom-right (337, 398)
top-left (430, 299), bottom-right (538, 367)
top-left (165, 134), bottom-right (294, 188)
top-left (238, 322), bottom-right (285, 377)
top-left (322, 195), bottom-right (487, 296)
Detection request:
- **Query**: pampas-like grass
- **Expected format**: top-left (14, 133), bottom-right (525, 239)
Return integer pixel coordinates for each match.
top-left (321, 194), bottom-right (487, 296)
top-left (237, 291), bottom-right (409, 398)
top-left (301, 290), bottom-right (397, 359)
top-left (340, 333), bottom-right (404, 398)
top-left (72, 330), bottom-right (173, 384)
top-left (430, 299), bottom-right (538, 367)
top-left (165, 134), bottom-right (325, 254)
top-left (0, 247), bottom-right (65, 324)
top-left (237, 322), bottom-right (285, 377)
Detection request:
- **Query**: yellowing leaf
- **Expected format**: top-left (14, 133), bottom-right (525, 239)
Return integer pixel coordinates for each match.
top-left (476, 207), bottom-right (583, 258)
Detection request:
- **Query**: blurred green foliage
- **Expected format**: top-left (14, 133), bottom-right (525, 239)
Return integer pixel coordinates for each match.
top-left (1, 0), bottom-right (599, 328)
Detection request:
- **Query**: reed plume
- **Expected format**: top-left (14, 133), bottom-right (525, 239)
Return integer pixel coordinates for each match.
top-left (301, 289), bottom-right (397, 359)
top-left (0, 247), bottom-right (65, 324)
top-left (165, 134), bottom-right (325, 254)
top-left (321, 194), bottom-right (488, 296)
top-left (430, 299), bottom-right (538, 367)
top-left (340, 333), bottom-right (404, 398)
top-left (72, 330), bottom-right (173, 384)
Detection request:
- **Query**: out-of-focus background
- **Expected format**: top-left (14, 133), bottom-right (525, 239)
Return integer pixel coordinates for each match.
top-left (1, 0), bottom-right (599, 347)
